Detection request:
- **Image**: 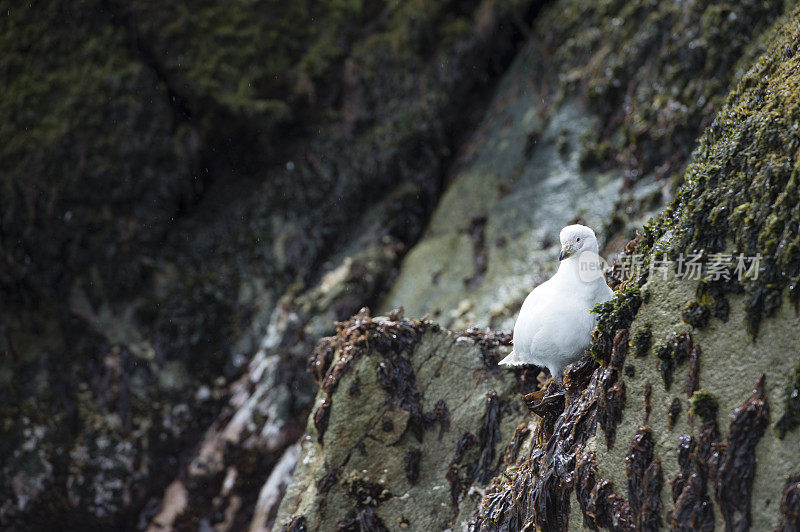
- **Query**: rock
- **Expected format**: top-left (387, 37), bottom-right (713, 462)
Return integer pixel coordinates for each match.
top-left (137, 237), bottom-right (405, 530)
top-left (1, 0), bottom-right (537, 527)
top-left (471, 7), bottom-right (800, 530)
top-left (381, 0), bottom-right (785, 333)
top-left (4, 0), bottom-right (799, 528)
top-left (274, 309), bottom-right (532, 531)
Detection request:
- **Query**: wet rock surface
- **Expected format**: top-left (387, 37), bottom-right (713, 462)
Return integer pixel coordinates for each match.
top-left (274, 310), bottom-right (528, 531)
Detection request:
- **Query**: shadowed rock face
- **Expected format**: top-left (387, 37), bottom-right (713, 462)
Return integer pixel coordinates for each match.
top-left (1, 1), bottom-right (537, 528)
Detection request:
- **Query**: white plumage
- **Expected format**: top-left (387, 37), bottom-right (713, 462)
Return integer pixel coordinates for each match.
top-left (499, 224), bottom-right (614, 383)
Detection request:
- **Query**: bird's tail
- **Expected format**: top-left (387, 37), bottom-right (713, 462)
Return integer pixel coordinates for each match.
top-left (498, 349), bottom-right (526, 366)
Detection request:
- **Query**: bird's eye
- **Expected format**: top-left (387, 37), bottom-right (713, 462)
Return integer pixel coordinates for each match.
top-left (577, 237), bottom-right (581, 242)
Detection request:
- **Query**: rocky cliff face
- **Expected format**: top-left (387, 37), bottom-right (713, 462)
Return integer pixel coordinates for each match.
top-left (280, 1), bottom-right (800, 531)
top-left (3, 0), bottom-right (799, 530)
top-left (1, 0), bottom-right (537, 528)
top-left (470, 5), bottom-right (800, 531)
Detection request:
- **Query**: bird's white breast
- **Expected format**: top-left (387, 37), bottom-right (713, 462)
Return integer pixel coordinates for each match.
top-left (512, 274), bottom-right (610, 367)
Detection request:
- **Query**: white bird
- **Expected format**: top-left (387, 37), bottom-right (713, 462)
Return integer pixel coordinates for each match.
top-left (499, 224), bottom-right (615, 383)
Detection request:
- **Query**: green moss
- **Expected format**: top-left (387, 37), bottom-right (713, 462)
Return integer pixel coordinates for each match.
top-left (589, 284), bottom-right (642, 362)
top-left (623, 6), bottom-right (800, 338)
top-left (775, 359), bottom-right (800, 439)
top-left (594, 285), bottom-right (643, 336)
top-left (578, 138), bottom-right (614, 171)
top-left (689, 390), bottom-right (719, 423)
top-left (123, 0), bottom-right (366, 122)
top-left (0, 1), bottom-right (192, 304)
top-left (540, 0), bottom-right (785, 183)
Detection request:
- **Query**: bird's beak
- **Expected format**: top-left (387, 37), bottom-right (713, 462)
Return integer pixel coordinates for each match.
top-left (559, 244), bottom-right (576, 261)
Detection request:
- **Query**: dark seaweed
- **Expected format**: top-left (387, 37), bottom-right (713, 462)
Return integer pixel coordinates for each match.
top-left (337, 506), bottom-right (389, 532)
top-left (471, 335), bottom-right (668, 531)
top-left (667, 398), bottom-right (682, 430)
top-left (314, 399), bottom-right (332, 444)
top-left (714, 375), bottom-right (770, 531)
top-left (669, 435), bottom-right (714, 531)
top-left (564, 357), bottom-right (600, 399)
top-left (377, 357), bottom-right (424, 441)
top-left (308, 308), bottom-right (430, 444)
top-left (504, 423), bottom-right (531, 464)
top-left (596, 329), bottom-right (629, 448)
top-left (591, 328), bottom-right (615, 365)
top-left (689, 391), bottom-right (719, 425)
top-left (472, 355), bottom-right (601, 531)
top-left (465, 213), bottom-right (489, 288)
top-left (775, 359), bottom-right (800, 439)
top-left (681, 301), bottom-right (710, 329)
top-left (625, 427), bottom-right (663, 531)
top-left (610, 329), bottom-right (630, 370)
top-left (776, 473), bottom-right (800, 532)
top-left (447, 432), bottom-right (478, 508)
top-left (280, 515), bottom-right (308, 532)
top-left (423, 399), bottom-right (451, 441)
top-left (685, 344), bottom-right (701, 400)
top-left (597, 368), bottom-right (626, 449)
top-left (456, 327), bottom-right (513, 368)
top-left (632, 325), bottom-right (653, 359)
top-left (682, 280), bottom-right (736, 329)
top-left (575, 451), bottom-right (634, 530)
top-left (654, 331), bottom-right (693, 390)
top-left (404, 449), bottom-right (422, 485)
top-left (309, 336), bottom-right (338, 385)
top-left (477, 391), bottom-right (502, 483)
top-left (318, 466), bottom-right (339, 495)
top-left (523, 386), bottom-right (566, 443)
top-left (590, 286), bottom-right (642, 365)
top-left (643, 383), bottom-right (652, 426)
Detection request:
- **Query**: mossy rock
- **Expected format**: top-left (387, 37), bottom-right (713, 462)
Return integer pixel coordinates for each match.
top-left (472, 8), bottom-right (800, 530)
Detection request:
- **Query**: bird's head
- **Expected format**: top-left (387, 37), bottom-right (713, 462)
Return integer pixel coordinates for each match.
top-left (558, 224), bottom-right (598, 261)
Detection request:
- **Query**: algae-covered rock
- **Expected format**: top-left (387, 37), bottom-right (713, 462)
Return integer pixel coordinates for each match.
top-left (0, 0), bottom-right (194, 302)
top-left (471, 7), bottom-right (800, 530)
top-left (274, 309), bottom-right (532, 531)
top-left (381, 0), bottom-right (787, 333)
top-left (5, 0), bottom-right (800, 529)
